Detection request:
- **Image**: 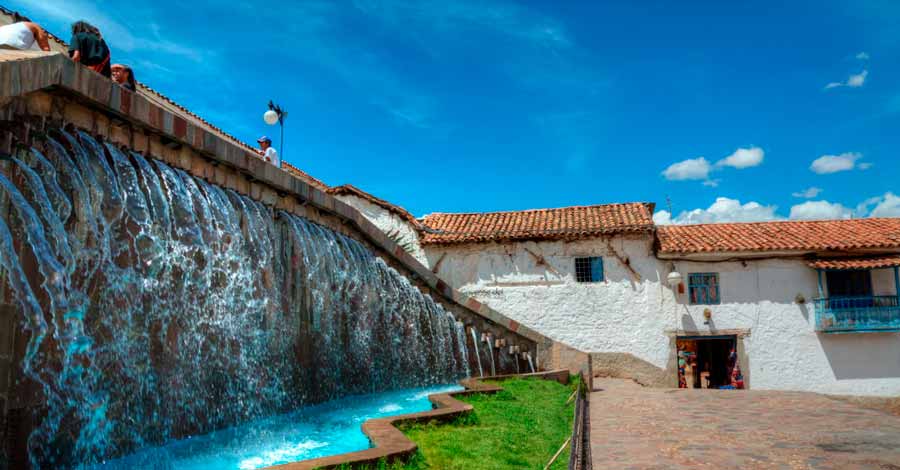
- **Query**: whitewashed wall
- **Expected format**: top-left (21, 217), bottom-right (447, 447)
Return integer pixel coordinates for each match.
top-left (332, 194), bottom-right (428, 265)
top-left (334, 197), bottom-right (900, 396)
top-left (668, 258), bottom-right (900, 396)
top-left (424, 236), bottom-right (673, 370)
top-left (426, 237), bottom-right (900, 397)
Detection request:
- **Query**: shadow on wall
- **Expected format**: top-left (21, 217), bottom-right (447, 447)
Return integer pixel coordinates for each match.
top-left (820, 333), bottom-right (900, 380)
top-left (591, 352), bottom-right (672, 388)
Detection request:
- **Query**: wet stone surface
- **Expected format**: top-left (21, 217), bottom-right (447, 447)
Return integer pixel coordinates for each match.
top-left (590, 379), bottom-right (900, 470)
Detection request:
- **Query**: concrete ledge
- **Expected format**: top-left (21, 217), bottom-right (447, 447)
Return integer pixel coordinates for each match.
top-left (265, 370), bottom-right (570, 470)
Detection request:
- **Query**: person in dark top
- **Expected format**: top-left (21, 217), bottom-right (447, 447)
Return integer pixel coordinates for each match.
top-left (111, 64), bottom-right (136, 91)
top-left (68, 21), bottom-right (111, 78)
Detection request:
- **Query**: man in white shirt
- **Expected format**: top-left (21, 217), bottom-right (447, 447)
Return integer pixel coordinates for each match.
top-left (0, 20), bottom-right (51, 51)
top-left (257, 136), bottom-right (280, 168)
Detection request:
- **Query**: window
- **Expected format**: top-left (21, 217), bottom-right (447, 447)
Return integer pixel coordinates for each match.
top-left (825, 270), bottom-right (874, 309)
top-left (575, 257), bottom-right (604, 283)
top-left (825, 270), bottom-right (872, 298)
top-left (688, 273), bottom-right (720, 305)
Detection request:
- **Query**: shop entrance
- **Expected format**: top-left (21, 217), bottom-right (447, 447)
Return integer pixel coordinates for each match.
top-left (677, 335), bottom-right (743, 389)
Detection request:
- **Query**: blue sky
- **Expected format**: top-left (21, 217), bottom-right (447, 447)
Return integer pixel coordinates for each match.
top-left (10, 0), bottom-right (900, 222)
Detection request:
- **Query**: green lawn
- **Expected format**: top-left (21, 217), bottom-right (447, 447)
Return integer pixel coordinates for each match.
top-left (395, 377), bottom-right (576, 470)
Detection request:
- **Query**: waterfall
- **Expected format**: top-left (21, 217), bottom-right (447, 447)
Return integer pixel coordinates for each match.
top-left (527, 353), bottom-right (536, 373)
top-left (454, 321), bottom-right (471, 379)
top-left (0, 130), bottom-right (469, 468)
top-left (469, 327), bottom-right (484, 378)
top-left (486, 334), bottom-right (496, 377)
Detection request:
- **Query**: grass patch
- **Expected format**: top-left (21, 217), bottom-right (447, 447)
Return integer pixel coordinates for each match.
top-left (395, 377), bottom-right (576, 470)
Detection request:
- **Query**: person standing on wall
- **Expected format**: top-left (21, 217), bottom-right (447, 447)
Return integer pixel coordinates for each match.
top-left (257, 136), bottom-right (280, 168)
top-left (111, 63), bottom-right (137, 91)
top-left (68, 21), bottom-right (111, 78)
top-left (0, 15), bottom-right (51, 51)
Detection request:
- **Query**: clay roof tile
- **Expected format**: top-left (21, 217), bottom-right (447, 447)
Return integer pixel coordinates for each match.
top-left (420, 202), bottom-right (655, 245)
top-left (657, 218), bottom-right (900, 254)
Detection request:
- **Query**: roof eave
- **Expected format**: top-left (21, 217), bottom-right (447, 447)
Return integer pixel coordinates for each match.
top-left (421, 226), bottom-right (655, 246)
top-left (657, 246), bottom-right (900, 261)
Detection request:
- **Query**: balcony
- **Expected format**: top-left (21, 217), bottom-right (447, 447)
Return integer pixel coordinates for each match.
top-left (814, 296), bottom-right (900, 333)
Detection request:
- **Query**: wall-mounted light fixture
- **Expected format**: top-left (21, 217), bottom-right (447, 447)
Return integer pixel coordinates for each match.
top-left (667, 271), bottom-right (683, 288)
top-left (666, 262), bottom-right (682, 287)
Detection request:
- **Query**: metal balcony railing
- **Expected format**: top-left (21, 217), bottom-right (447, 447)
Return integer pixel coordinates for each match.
top-left (814, 295), bottom-right (900, 333)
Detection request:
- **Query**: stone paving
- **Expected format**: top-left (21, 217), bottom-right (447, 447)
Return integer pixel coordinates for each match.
top-left (590, 378), bottom-right (900, 470)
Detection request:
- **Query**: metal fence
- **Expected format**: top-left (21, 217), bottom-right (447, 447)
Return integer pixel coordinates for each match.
top-left (568, 373), bottom-right (591, 470)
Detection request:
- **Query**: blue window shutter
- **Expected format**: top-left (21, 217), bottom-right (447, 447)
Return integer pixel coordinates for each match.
top-left (591, 257), bottom-right (604, 282)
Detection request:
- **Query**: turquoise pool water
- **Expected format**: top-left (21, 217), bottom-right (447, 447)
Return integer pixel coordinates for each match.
top-left (94, 384), bottom-right (464, 469)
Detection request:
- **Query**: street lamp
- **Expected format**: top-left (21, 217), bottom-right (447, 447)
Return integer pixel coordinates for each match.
top-left (263, 100), bottom-right (287, 158)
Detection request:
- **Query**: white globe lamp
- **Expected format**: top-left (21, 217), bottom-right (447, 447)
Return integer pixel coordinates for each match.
top-left (666, 271), bottom-right (683, 288)
top-left (263, 109), bottom-right (279, 125)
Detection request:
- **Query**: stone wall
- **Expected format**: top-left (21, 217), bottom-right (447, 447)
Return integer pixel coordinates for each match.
top-left (0, 52), bottom-right (579, 462)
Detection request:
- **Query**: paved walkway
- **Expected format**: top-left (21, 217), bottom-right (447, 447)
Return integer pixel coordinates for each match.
top-left (589, 379), bottom-right (900, 470)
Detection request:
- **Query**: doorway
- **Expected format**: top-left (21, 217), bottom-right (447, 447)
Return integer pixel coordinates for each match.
top-left (676, 335), bottom-right (742, 389)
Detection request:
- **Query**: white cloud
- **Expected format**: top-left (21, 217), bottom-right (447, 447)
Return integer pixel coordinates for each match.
top-left (792, 187), bottom-right (823, 198)
top-left (809, 152), bottom-right (864, 174)
top-left (825, 70), bottom-right (868, 89)
top-left (868, 192), bottom-right (900, 217)
top-left (657, 197), bottom-right (779, 225)
top-left (789, 200), bottom-right (853, 220)
top-left (22, 0), bottom-right (207, 62)
top-left (847, 70), bottom-right (868, 87)
top-left (655, 191), bottom-right (900, 227)
top-left (353, 0), bottom-right (572, 50)
top-left (856, 195), bottom-right (883, 215)
top-left (856, 51), bottom-right (870, 60)
top-left (664, 146), bottom-right (765, 185)
top-left (715, 146), bottom-right (764, 169)
top-left (858, 162), bottom-right (873, 170)
top-left (662, 157), bottom-right (711, 181)
top-left (652, 210), bottom-right (672, 225)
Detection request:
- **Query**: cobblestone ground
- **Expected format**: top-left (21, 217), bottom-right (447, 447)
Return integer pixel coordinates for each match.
top-left (590, 379), bottom-right (900, 470)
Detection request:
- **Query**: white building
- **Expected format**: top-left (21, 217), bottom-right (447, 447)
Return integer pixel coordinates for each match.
top-left (335, 187), bottom-right (900, 396)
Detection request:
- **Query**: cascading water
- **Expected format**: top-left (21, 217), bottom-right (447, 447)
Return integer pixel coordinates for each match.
top-left (486, 334), bottom-right (496, 377)
top-left (527, 353), bottom-right (536, 374)
top-left (0, 130), bottom-right (470, 468)
top-left (468, 328), bottom-right (484, 378)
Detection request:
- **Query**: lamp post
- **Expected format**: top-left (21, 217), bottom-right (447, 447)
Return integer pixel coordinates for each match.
top-left (263, 100), bottom-right (287, 158)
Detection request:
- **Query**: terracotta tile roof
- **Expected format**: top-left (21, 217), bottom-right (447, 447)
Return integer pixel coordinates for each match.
top-left (326, 184), bottom-right (420, 227)
top-left (658, 218), bottom-right (900, 255)
top-left (420, 202), bottom-right (656, 245)
top-left (807, 256), bottom-right (900, 270)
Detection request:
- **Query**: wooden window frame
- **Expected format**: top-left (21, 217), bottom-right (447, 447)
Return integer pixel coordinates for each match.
top-left (688, 272), bottom-right (721, 305)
